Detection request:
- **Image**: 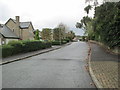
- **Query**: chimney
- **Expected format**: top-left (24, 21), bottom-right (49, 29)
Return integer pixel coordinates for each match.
top-left (16, 16), bottom-right (20, 23)
top-left (15, 16), bottom-right (20, 37)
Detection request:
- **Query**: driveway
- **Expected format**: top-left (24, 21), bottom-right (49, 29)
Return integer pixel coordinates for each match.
top-left (2, 42), bottom-right (95, 88)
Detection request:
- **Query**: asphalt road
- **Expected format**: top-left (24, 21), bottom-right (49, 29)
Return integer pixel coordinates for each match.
top-left (2, 42), bottom-right (95, 88)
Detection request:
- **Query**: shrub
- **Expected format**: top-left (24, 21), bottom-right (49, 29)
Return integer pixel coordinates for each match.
top-left (2, 40), bottom-right (52, 58)
top-left (64, 38), bottom-right (70, 42)
top-left (52, 40), bottom-right (68, 45)
top-left (8, 40), bottom-right (23, 54)
top-left (43, 42), bottom-right (52, 48)
top-left (52, 41), bottom-right (61, 45)
top-left (61, 41), bottom-right (67, 44)
top-left (22, 40), bottom-right (42, 52)
top-left (2, 45), bottom-right (14, 58)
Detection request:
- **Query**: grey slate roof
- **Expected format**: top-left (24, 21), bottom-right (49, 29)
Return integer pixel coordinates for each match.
top-left (0, 25), bottom-right (19, 39)
top-left (10, 19), bottom-right (33, 29)
top-left (20, 22), bottom-right (31, 29)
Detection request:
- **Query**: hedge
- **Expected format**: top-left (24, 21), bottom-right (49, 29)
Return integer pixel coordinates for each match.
top-left (52, 41), bottom-right (61, 45)
top-left (1, 40), bottom-right (52, 58)
top-left (64, 38), bottom-right (70, 42)
top-left (1, 45), bottom-right (14, 58)
top-left (52, 40), bottom-right (67, 45)
top-left (61, 41), bottom-right (67, 44)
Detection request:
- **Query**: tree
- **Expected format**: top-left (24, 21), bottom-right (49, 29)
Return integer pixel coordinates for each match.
top-left (57, 23), bottom-right (67, 40)
top-left (76, 13), bottom-right (95, 40)
top-left (41, 28), bottom-right (52, 41)
top-left (85, 0), bottom-right (93, 4)
top-left (66, 31), bottom-right (75, 41)
top-left (76, 22), bottom-right (83, 28)
top-left (53, 28), bottom-right (61, 41)
top-left (94, 0), bottom-right (98, 7)
top-left (76, 16), bottom-right (92, 30)
top-left (84, 5), bottom-right (92, 16)
top-left (85, 0), bottom-right (99, 6)
top-left (93, 2), bottom-right (120, 48)
top-left (34, 29), bottom-right (40, 40)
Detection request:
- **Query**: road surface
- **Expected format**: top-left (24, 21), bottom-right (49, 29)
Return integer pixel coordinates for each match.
top-left (2, 42), bottom-right (95, 88)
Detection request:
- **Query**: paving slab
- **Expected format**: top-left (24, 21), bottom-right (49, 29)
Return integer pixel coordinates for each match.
top-left (89, 42), bottom-right (119, 88)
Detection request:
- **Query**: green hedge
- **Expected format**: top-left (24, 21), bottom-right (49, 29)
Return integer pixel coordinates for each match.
top-left (1, 40), bottom-right (52, 58)
top-left (62, 38), bottom-right (69, 43)
top-left (1, 45), bottom-right (14, 57)
top-left (52, 40), bottom-right (67, 45)
top-left (52, 41), bottom-right (61, 45)
top-left (61, 41), bottom-right (67, 44)
top-left (8, 40), bottom-right (24, 54)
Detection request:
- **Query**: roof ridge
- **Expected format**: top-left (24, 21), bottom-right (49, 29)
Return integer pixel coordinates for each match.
top-left (20, 21), bottom-right (30, 23)
top-left (10, 18), bottom-right (16, 23)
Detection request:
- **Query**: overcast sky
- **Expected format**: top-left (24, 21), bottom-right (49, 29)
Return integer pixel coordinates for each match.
top-left (0, 0), bottom-right (101, 35)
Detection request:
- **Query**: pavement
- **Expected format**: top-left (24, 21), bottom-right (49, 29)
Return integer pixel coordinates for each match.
top-left (1, 43), bottom-right (71, 65)
top-left (2, 42), bottom-right (96, 88)
top-left (88, 41), bottom-right (119, 88)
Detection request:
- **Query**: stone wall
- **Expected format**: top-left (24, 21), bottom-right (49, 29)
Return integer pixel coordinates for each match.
top-left (6, 19), bottom-right (16, 32)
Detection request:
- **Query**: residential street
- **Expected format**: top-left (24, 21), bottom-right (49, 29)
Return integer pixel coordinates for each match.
top-left (2, 42), bottom-right (95, 88)
top-left (1, 0), bottom-right (119, 89)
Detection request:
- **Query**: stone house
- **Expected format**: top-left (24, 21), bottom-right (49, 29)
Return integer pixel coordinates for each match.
top-left (5, 16), bottom-right (34, 40)
top-left (0, 24), bottom-right (19, 45)
top-left (0, 16), bottom-right (35, 45)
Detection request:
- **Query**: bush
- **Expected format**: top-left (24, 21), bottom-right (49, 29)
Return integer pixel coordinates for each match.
top-left (64, 38), bottom-right (70, 42)
top-left (2, 40), bottom-right (52, 58)
top-left (52, 40), bottom-right (67, 45)
top-left (8, 40), bottom-right (23, 54)
top-left (44, 42), bottom-right (52, 48)
top-left (52, 41), bottom-right (61, 45)
top-left (2, 45), bottom-right (14, 57)
top-left (61, 41), bottom-right (67, 44)
top-left (22, 40), bottom-right (42, 52)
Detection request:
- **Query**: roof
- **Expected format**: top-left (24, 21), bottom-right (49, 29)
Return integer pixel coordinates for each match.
top-left (10, 18), bottom-right (31, 29)
top-left (0, 25), bottom-right (19, 39)
top-left (20, 22), bottom-right (31, 29)
top-left (5, 18), bottom-right (34, 30)
top-left (10, 18), bottom-right (33, 29)
top-left (11, 19), bottom-right (34, 29)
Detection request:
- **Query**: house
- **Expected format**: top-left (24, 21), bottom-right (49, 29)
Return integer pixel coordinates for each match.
top-left (0, 16), bottom-right (35, 45)
top-left (5, 16), bottom-right (34, 40)
top-left (0, 24), bottom-right (19, 45)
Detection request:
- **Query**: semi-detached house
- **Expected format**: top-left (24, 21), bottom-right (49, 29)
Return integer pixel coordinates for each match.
top-left (0, 16), bottom-right (34, 45)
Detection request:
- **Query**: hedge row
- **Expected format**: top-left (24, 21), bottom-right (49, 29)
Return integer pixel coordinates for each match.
top-left (52, 40), bottom-right (68, 45)
top-left (1, 40), bottom-right (52, 58)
